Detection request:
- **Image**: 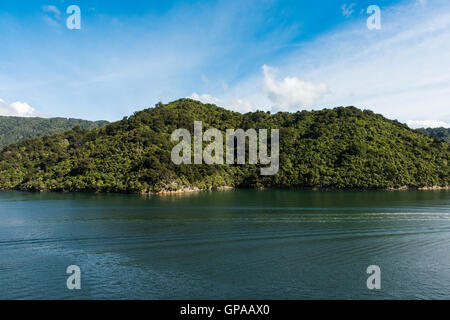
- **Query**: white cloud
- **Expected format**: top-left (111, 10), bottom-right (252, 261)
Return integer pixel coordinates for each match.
top-left (42, 5), bottom-right (61, 17)
top-left (262, 65), bottom-right (327, 111)
top-left (263, 0), bottom-right (450, 123)
top-left (187, 1), bottom-right (450, 121)
top-left (187, 93), bottom-right (254, 113)
top-left (187, 93), bottom-right (221, 105)
top-left (42, 5), bottom-right (62, 27)
top-left (189, 65), bottom-right (328, 113)
top-left (229, 98), bottom-right (254, 113)
top-left (0, 99), bottom-right (44, 117)
top-left (341, 3), bottom-right (356, 17)
top-left (43, 16), bottom-right (61, 27)
top-left (406, 120), bottom-right (450, 129)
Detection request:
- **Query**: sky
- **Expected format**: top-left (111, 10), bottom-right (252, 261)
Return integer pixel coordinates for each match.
top-left (0, 0), bottom-right (449, 128)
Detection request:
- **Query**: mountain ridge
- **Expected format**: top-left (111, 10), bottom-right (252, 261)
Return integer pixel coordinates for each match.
top-left (0, 115), bottom-right (109, 150)
top-left (0, 99), bottom-right (448, 193)
top-left (417, 127), bottom-right (450, 143)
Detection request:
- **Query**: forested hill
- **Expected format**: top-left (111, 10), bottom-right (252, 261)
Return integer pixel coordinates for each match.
top-left (417, 127), bottom-right (450, 143)
top-left (0, 99), bottom-right (448, 193)
top-left (0, 116), bottom-right (109, 149)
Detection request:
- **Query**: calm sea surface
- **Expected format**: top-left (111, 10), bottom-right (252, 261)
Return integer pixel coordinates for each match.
top-left (0, 190), bottom-right (449, 299)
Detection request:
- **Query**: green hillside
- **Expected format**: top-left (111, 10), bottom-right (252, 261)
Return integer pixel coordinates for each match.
top-left (0, 116), bottom-right (109, 150)
top-left (0, 99), bottom-right (448, 193)
top-left (418, 127), bottom-right (450, 143)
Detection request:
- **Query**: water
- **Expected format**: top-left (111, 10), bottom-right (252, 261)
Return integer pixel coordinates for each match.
top-left (0, 190), bottom-right (449, 300)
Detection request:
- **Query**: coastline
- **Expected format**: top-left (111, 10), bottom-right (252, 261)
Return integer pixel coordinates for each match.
top-left (1, 185), bottom-right (449, 195)
top-left (150, 185), bottom-right (450, 195)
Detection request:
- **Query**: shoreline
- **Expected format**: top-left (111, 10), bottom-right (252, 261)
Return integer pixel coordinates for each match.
top-left (151, 185), bottom-right (450, 195)
top-left (3, 185), bottom-right (448, 195)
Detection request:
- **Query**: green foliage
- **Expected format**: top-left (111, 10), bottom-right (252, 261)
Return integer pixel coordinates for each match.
top-left (0, 99), bottom-right (448, 193)
top-left (417, 127), bottom-right (450, 143)
top-left (0, 116), bottom-right (108, 150)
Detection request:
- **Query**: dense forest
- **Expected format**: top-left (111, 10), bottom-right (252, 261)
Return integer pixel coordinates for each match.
top-left (0, 99), bottom-right (448, 193)
top-left (417, 127), bottom-right (450, 143)
top-left (0, 116), bottom-right (108, 149)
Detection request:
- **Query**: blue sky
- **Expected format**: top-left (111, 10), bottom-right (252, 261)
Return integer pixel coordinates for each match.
top-left (0, 0), bottom-right (449, 128)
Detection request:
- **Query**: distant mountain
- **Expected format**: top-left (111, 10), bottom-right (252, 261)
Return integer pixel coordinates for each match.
top-left (0, 99), bottom-right (448, 193)
top-left (0, 116), bottom-right (109, 149)
top-left (417, 127), bottom-right (450, 143)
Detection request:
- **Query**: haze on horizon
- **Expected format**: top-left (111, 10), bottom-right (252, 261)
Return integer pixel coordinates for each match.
top-left (0, 0), bottom-right (449, 129)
